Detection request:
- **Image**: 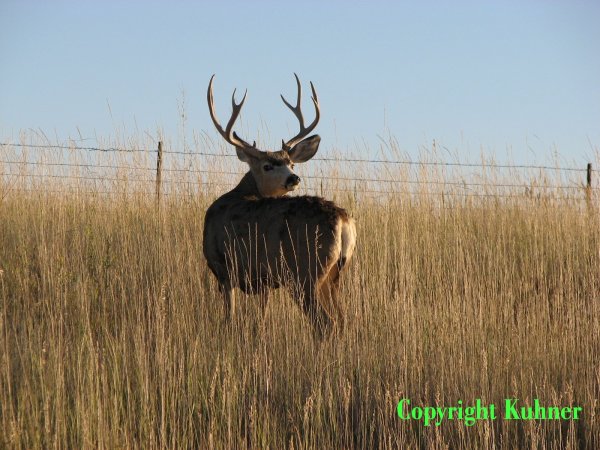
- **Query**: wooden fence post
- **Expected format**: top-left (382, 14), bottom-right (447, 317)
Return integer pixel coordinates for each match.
top-left (585, 163), bottom-right (593, 211)
top-left (156, 141), bottom-right (163, 206)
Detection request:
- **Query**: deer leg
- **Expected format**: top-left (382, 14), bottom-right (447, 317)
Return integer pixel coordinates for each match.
top-left (318, 281), bottom-right (342, 333)
top-left (318, 264), bottom-right (344, 332)
top-left (247, 288), bottom-right (270, 335)
top-left (256, 289), bottom-right (270, 321)
top-left (299, 283), bottom-right (333, 340)
top-left (219, 282), bottom-right (236, 321)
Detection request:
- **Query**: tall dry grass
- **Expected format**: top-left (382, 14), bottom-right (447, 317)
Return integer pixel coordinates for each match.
top-left (0, 136), bottom-right (599, 448)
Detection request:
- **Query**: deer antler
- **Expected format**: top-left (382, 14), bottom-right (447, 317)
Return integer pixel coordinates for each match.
top-left (281, 73), bottom-right (320, 151)
top-left (207, 75), bottom-right (255, 149)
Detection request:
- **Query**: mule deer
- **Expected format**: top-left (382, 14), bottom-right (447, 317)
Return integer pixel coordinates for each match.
top-left (203, 74), bottom-right (356, 336)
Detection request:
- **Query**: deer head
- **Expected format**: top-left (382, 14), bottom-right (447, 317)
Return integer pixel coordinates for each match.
top-left (207, 74), bottom-right (321, 198)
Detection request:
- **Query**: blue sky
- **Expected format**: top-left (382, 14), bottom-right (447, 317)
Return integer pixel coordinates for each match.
top-left (1, 1), bottom-right (599, 165)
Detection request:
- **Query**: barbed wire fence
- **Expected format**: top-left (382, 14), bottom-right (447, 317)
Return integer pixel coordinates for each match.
top-left (0, 141), bottom-right (596, 209)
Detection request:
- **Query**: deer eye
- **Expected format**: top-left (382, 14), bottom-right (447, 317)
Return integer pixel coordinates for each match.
top-left (263, 164), bottom-right (273, 172)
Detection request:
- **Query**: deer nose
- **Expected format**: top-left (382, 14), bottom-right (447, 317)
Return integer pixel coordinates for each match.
top-left (286, 174), bottom-right (301, 187)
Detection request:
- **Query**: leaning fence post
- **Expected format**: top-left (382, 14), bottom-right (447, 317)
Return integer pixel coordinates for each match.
top-left (585, 163), bottom-right (592, 209)
top-left (156, 141), bottom-right (163, 206)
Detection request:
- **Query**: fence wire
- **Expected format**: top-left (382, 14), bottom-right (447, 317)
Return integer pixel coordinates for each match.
top-left (0, 141), bottom-right (596, 204)
top-left (1, 141), bottom-right (590, 172)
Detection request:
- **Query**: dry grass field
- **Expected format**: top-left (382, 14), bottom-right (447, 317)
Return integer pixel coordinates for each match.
top-left (0, 137), bottom-right (599, 448)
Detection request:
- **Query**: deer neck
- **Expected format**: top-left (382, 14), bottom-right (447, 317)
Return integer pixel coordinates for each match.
top-left (231, 171), bottom-right (262, 198)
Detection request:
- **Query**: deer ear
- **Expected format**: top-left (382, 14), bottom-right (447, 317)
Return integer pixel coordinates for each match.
top-left (288, 135), bottom-right (320, 163)
top-left (235, 146), bottom-right (253, 163)
top-left (233, 133), bottom-right (263, 162)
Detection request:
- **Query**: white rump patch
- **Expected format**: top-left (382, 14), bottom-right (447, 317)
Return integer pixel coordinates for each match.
top-left (339, 218), bottom-right (356, 267)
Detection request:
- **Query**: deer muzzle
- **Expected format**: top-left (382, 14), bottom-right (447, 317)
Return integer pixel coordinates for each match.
top-left (285, 174), bottom-right (301, 190)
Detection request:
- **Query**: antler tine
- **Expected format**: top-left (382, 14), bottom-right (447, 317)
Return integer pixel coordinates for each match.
top-left (281, 73), bottom-right (321, 150)
top-left (225, 88), bottom-right (248, 137)
top-left (207, 75), bottom-right (252, 149)
top-left (280, 73), bottom-right (304, 129)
